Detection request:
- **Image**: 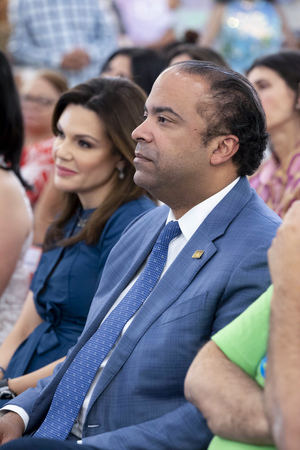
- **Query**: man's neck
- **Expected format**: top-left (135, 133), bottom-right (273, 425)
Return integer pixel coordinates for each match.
top-left (169, 176), bottom-right (241, 220)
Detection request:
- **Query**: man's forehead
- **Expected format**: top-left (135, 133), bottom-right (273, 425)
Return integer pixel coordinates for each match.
top-left (146, 68), bottom-right (212, 115)
top-left (154, 66), bottom-right (209, 90)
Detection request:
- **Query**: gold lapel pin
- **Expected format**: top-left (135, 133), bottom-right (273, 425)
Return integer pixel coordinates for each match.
top-left (192, 250), bottom-right (204, 259)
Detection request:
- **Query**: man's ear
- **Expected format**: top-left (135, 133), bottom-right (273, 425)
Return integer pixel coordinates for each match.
top-left (210, 135), bottom-right (239, 166)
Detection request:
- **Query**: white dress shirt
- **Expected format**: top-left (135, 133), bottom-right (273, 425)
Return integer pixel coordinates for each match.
top-left (2, 177), bottom-right (239, 438)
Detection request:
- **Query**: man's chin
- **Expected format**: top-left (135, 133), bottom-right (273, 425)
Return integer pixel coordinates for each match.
top-left (134, 171), bottom-right (155, 194)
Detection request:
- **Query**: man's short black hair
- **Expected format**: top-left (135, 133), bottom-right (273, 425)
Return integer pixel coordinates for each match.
top-left (174, 60), bottom-right (268, 177)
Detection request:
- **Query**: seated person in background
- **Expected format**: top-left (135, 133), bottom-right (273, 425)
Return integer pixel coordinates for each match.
top-left (166, 43), bottom-right (229, 68)
top-left (0, 51), bottom-right (33, 345)
top-left (113, 0), bottom-right (177, 48)
top-left (184, 202), bottom-right (300, 450)
top-left (248, 51), bottom-right (300, 218)
top-left (0, 61), bottom-right (281, 450)
top-left (8, 0), bottom-right (117, 87)
top-left (200, 0), bottom-right (296, 74)
top-left (101, 47), bottom-right (167, 95)
top-left (19, 69), bottom-right (68, 245)
top-left (0, 77), bottom-right (155, 405)
top-left (20, 70), bottom-right (68, 207)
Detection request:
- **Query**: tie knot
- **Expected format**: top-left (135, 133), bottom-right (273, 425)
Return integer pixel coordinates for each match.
top-left (157, 220), bottom-right (181, 246)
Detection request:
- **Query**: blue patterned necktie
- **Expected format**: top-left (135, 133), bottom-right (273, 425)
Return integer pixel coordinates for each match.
top-left (34, 220), bottom-right (181, 440)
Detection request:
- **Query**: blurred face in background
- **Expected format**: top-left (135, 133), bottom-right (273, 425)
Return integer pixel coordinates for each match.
top-left (248, 66), bottom-right (297, 132)
top-left (21, 76), bottom-right (61, 141)
top-left (101, 54), bottom-right (133, 79)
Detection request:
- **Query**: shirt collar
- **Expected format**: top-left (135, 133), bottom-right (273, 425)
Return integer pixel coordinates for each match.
top-left (167, 177), bottom-right (240, 241)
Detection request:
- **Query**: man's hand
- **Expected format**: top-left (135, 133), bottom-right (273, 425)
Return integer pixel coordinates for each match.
top-left (268, 201), bottom-right (300, 298)
top-left (61, 48), bottom-right (90, 70)
top-left (0, 412), bottom-right (24, 444)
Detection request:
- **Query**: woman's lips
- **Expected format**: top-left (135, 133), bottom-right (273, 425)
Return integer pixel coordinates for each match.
top-left (55, 165), bottom-right (78, 176)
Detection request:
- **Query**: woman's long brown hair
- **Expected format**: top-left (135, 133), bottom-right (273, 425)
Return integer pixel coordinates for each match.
top-left (44, 77), bottom-right (149, 249)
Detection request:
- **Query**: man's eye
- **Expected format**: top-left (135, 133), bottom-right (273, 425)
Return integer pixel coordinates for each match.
top-left (158, 116), bottom-right (167, 123)
top-left (143, 113), bottom-right (148, 120)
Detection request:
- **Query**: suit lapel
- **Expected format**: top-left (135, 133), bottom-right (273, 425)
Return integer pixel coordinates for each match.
top-left (203, 177), bottom-right (252, 239)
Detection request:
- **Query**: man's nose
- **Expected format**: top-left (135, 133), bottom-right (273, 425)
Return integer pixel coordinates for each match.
top-left (132, 119), bottom-right (152, 142)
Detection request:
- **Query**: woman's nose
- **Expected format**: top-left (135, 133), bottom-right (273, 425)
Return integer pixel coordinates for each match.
top-left (53, 138), bottom-right (73, 160)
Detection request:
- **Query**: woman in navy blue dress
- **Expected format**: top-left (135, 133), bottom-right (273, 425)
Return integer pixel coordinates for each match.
top-left (0, 77), bottom-right (155, 402)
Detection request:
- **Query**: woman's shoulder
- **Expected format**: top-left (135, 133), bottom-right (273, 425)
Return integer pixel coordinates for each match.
top-left (115, 195), bottom-right (156, 218)
top-left (100, 196), bottom-right (156, 241)
top-left (0, 169), bottom-right (32, 221)
top-left (0, 169), bottom-right (32, 239)
top-left (0, 169), bottom-right (25, 201)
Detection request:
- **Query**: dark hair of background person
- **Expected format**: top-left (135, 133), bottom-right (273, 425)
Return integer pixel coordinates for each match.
top-left (36, 69), bottom-right (69, 94)
top-left (0, 50), bottom-right (29, 188)
top-left (160, 29), bottom-right (200, 56)
top-left (101, 47), bottom-right (167, 95)
top-left (166, 43), bottom-right (230, 68)
top-left (246, 50), bottom-right (300, 96)
top-left (175, 60), bottom-right (268, 177)
top-left (45, 77), bottom-right (149, 249)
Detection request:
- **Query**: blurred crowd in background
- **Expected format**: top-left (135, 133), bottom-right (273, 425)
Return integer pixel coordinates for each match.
top-left (1, 0), bottom-right (300, 74)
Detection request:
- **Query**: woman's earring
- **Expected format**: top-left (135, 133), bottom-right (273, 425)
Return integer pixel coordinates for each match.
top-left (118, 167), bottom-right (125, 180)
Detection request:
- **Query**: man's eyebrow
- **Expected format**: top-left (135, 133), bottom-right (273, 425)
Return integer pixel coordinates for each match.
top-left (145, 105), bottom-right (184, 121)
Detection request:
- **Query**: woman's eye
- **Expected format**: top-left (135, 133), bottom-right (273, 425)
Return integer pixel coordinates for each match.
top-left (78, 139), bottom-right (91, 149)
top-left (256, 82), bottom-right (269, 91)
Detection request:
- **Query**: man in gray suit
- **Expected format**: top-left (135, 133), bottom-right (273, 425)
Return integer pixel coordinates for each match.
top-left (0, 61), bottom-right (280, 450)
